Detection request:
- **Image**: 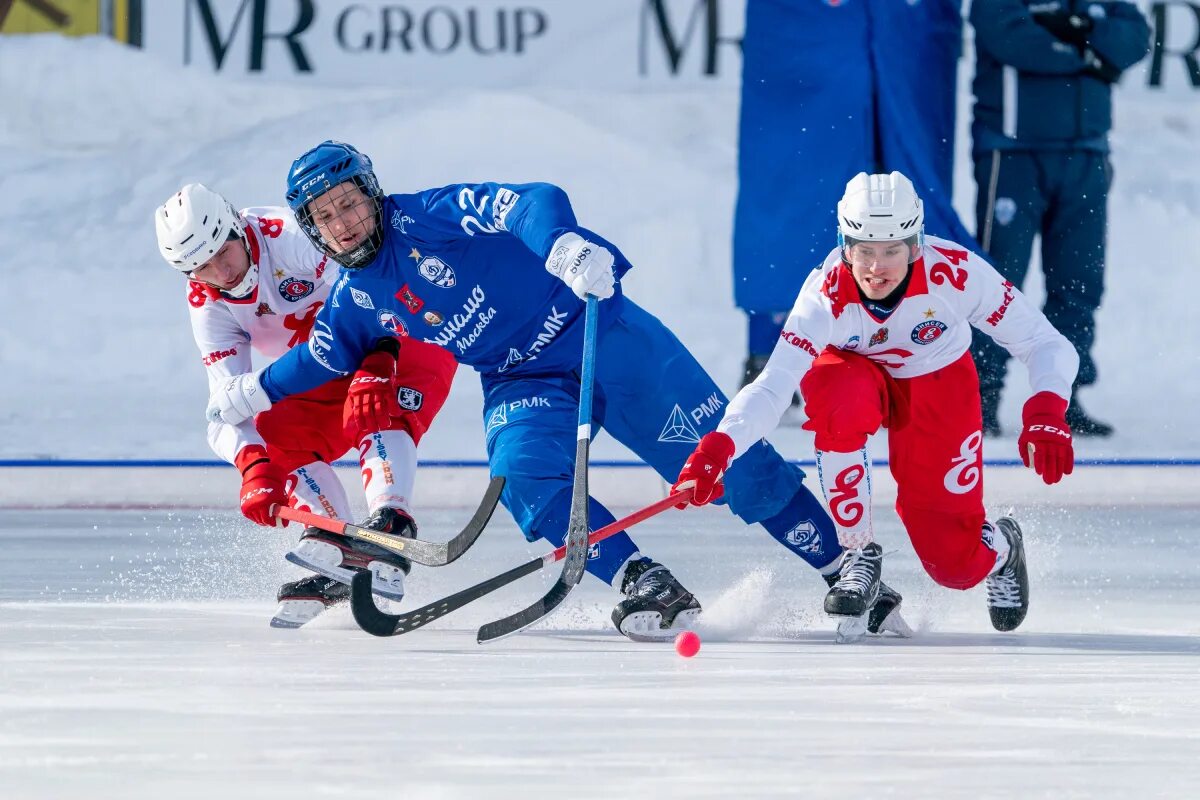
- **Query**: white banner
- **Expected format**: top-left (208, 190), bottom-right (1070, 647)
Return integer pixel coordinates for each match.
top-left (139, 0), bottom-right (747, 88)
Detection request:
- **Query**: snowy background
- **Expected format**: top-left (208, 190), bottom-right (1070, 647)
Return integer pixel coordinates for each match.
top-left (1, 32), bottom-right (1197, 468)
top-left (2, 25), bottom-right (1199, 800)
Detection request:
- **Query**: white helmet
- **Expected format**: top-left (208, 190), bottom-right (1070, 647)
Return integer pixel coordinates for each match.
top-left (837, 171), bottom-right (924, 247)
top-left (155, 183), bottom-right (256, 297)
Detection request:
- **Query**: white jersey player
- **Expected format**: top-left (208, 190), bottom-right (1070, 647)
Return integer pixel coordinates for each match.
top-left (156, 184), bottom-right (447, 628)
top-left (676, 172), bottom-right (1078, 633)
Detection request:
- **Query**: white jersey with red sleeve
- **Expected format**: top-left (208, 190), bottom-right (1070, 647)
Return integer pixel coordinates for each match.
top-left (186, 207), bottom-right (339, 464)
top-left (718, 235), bottom-right (1080, 457)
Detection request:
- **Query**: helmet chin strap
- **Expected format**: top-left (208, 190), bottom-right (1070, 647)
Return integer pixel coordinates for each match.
top-left (222, 261), bottom-right (259, 299)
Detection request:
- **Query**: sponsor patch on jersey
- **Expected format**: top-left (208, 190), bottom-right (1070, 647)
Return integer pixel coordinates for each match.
top-left (350, 287), bottom-right (375, 310)
top-left (279, 278), bottom-right (315, 302)
top-left (397, 387), bottom-right (424, 411)
top-left (423, 310), bottom-right (444, 326)
top-left (910, 320), bottom-right (948, 345)
top-left (869, 327), bottom-right (889, 347)
top-left (492, 188), bottom-right (520, 231)
top-left (377, 309), bottom-right (409, 337)
top-left (417, 256), bottom-right (456, 288)
top-left (202, 347), bottom-right (237, 367)
top-left (845, 335), bottom-right (861, 350)
top-left (255, 302), bottom-right (275, 317)
top-left (309, 320), bottom-right (338, 372)
top-left (396, 284), bottom-right (424, 314)
top-left (391, 209), bottom-right (414, 234)
top-left (657, 405), bottom-right (701, 444)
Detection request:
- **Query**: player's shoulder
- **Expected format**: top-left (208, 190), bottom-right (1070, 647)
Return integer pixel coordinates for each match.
top-left (239, 206), bottom-right (300, 240)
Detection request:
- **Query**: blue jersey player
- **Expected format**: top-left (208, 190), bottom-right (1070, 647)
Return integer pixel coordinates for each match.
top-left (207, 141), bottom-right (909, 641)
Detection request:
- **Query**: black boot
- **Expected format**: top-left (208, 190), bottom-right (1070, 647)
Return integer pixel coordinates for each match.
top-left (824, 543), bottom-right (883, 618)
top-left (611, 558), bottom-right (702, 642)
top-left (985, 517), bottom-right (1030, 632)
top-left (1066, 393), bottom-right (1113, 437)
top-left (271, 574), bottom-right (350, 629)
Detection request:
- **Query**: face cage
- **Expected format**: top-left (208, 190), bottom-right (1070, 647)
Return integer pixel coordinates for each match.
top-left (296, 176), bottom-right (384, 270)
top-left (838, 231), bottom-right (924, 265)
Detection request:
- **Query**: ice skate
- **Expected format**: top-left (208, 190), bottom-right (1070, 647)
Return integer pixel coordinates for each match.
top-left (824, 543), bottom-right (883, 643)
top-left (986, 516), bottom-right (1030, 631)
top-left (285, 507), bottom-right (415, 602)
top-left (611, 559), bottom-right (702, 642)
top-left (270, 574), bottom-right (350, 629)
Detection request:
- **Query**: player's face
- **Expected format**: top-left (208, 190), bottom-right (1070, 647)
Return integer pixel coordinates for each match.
top-left (308, 181), bottom-right (377, 253)
top-left (846, 240), bottom-right (913, 300)
top-left (190, 236), bottom-right (250, 290)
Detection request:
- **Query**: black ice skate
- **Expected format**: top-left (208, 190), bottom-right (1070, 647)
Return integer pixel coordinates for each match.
top-left (611, 559), bottom-right (702, 642)
top-left (284, 507), bottom-right (416, 602)
top-left (986, 517), bottom-right (1030, 631)
top-left (824, 543), bottom-right (883, 617)
top-left (270, 574), bottom-right (350, 629)
top-left (822, 546), bottom-right (910, 642)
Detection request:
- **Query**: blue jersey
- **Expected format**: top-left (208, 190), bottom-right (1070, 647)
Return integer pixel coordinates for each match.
top-left (260, 182), bottom-right (631, 400)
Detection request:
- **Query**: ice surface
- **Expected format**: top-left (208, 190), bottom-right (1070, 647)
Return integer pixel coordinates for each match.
top-left (2, 473), bottom-right (1197, 799)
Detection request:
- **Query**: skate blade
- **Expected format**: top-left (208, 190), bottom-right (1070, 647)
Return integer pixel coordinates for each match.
top-left (875, 607), bottom-right (915, 638)
top-left (833, 613), bottom-right (869, 644)
top-left (284, 550), bottom-right (406, 602)
top-left (619, 608), bottom-right (701, 643)
top-left (270, 599), bottom-right (327, 629)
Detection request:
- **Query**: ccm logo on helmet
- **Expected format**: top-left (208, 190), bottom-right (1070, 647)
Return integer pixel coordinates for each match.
top-left (300, 173), bottom-right (327, 192)
top-left (202, 347), bottom-right (238, 366)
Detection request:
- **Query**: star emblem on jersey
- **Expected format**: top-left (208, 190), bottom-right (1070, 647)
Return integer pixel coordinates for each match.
top-left (350, 287), bottom-right (375, 310)
top-left (273, 268), bottom-right (285, 279)
top-left (657, 405), bottom-right (701, 444)
top-left (416, 256), bottom-right (456, 288)
top-left (409, 248), bottom-right (422, 262)
top-left (924, 308), bottom-right (936, 319)
top-left (376, 309), bottom-right (409, 337)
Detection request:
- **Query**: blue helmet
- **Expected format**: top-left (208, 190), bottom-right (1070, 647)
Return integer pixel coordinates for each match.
top-left (285, 140), bottom-right (385, 269)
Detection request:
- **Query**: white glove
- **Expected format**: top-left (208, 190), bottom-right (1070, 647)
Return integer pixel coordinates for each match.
top-left (545, 232), bottom-right (615, 300)
top-left (206, 370), bottom-right (272, 425)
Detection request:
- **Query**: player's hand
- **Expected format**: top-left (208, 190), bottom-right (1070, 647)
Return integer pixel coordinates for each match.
top-left (234, 446), bottom-right (288, 527)
top-left (1017, 391), bottom-right (1074, 485)
top-left (672, 432), bottom-right (736, 507)
top-left (545, 232), bottom-right (616, 301)
top-left (206, 370), bottom-right (271, 425)
top-left (345, 349), bottom-right (402, 435)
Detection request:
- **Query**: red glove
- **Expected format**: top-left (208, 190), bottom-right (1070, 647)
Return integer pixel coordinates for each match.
top-left (345, 348), bottom-right (402, 435)
top-left (234, 445), bottom-right (288, 527)
top-left (1017, 392), bottom-right (1074, 485)
top-left (672, 432), bottom-right (736, 507)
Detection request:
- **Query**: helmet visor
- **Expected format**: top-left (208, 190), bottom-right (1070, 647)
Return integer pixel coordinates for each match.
top-left (841, 234), bottom-right (921, 267)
